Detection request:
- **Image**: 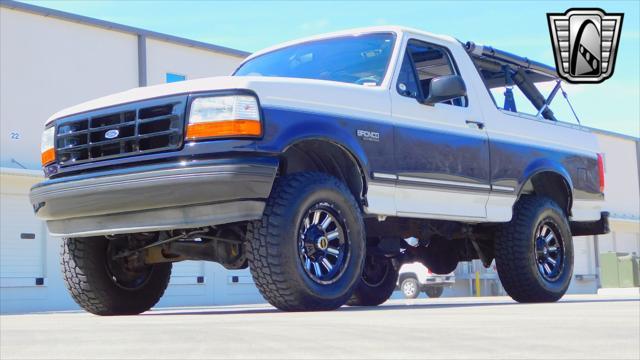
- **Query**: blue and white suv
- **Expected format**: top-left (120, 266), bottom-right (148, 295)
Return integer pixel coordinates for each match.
top-left (31, 26), bottom-right (609, 315)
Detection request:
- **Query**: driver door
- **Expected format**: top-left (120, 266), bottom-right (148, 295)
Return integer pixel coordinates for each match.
top-left (390, 38), bottom-right (491, 220)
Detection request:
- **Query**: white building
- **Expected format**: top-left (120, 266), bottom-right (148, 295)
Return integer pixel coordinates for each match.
top-left (1, 1), bottom-right (638, 313)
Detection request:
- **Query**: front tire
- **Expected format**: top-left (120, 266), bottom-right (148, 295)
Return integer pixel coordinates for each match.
top-left (61, 236), bottom-right (172, 315)
top-left (347, 255), bottom-right (398, 306)
top-left (495, 195), bottom-right (574, 303)
top-left (247, 172), bottom-right (365, 311)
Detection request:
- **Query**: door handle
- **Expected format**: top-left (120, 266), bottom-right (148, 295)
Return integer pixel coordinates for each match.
top-left (465, 120), bottom-right (485, 130)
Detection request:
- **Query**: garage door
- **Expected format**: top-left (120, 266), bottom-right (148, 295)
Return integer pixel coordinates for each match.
top-left (0, 193), bottom-right (44, 281)
top-left (170, 260), bottom-right (205, 285)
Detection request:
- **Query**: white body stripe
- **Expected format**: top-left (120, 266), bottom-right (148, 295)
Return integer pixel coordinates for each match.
top-left (485, 193), bottom-right (516, 222)
top-left (368, 181), bottom-right (517, 222)
top-left (396, 184), bottom-right (488, 219)
top-left (365, 183), bottom-right (396, 216)
top-left (571, 199), bottom-right (604, 221)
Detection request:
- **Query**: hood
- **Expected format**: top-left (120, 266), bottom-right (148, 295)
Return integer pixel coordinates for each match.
top-left (46, 76), bottom-right (392, 125)
top-left (46, 76), bottom-right (253, 124)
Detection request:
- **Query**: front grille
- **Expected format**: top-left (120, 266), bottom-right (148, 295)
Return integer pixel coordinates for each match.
top-left (55, 96), bottom-right (187, 166)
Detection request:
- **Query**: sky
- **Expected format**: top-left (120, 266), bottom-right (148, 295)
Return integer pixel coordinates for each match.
top-left (22, 0), bottom-right (640, 138)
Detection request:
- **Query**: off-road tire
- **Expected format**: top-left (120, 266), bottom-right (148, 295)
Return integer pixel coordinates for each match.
top-left (400, 277), bottom-right (420, 299)
top-left (347, 256), bottom-right (398, 306)
top-left (495, 195), bottom-right (574, 303)
top-left (425, 286), bottom-right (444, 298)
top-left (61, 237), bottom-right (172, 315)
top-left (246, 172), bottom-right (365, 311)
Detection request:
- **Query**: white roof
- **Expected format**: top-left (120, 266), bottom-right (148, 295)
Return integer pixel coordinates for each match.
top-left (243, 26), bottom-right (459, 63)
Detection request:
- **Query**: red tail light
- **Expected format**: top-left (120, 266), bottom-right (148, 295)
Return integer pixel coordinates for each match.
top-left (597, 153), bottom-right (605, 193)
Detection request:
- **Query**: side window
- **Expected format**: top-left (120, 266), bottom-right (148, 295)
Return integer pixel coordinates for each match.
top-left (397, 40), bottom-right (467, 107)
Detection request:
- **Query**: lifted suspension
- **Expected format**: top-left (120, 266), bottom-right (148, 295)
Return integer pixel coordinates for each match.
top-left (111, 226), bottom-right (248, 270)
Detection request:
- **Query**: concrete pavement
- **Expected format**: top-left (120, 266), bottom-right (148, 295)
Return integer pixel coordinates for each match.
top-left (1, 294), bottom-right (638, 359)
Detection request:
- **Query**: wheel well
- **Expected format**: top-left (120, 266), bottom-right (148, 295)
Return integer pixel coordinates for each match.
top-left (398, 273), bottom-right (418, 283)
top-left (520, 171), bottom-right (572, 215)
top-left (280, 140), bottom-right (365, 205)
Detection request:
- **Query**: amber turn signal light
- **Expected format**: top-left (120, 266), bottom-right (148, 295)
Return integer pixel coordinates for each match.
top-left (41, 126), bottom-right (56, 166)
top-left (41, 148), bottom-right (55, 166)
top-left (186, 119), bottom-right (262, 140)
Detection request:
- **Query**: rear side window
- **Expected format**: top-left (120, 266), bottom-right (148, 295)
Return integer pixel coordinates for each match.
top-left (397, 40), bottom-right (467, 107)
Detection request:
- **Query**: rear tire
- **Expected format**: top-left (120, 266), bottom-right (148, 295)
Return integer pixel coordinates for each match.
top-left (247, 172), bottom-right (365, 311)
top-left (400, 277), bottom-right (420, 299)
top-left (495, 195), bottom-right (573, 303)
top-left (347, 256), bottom-right (398, 306)
top-left (425, 286), bottom-right (444, 298)
top-left (61, 236), bottom-right (171, 315)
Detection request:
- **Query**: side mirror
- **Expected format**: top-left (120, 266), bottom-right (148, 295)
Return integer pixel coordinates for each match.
top-left (422, 75), bottom-right (467, 105)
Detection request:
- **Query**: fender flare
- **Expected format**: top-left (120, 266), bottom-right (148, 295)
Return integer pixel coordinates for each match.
top-left (273, 119), bottom-right (373, 195)
top-left (516, 158), bottom-right (574, 213)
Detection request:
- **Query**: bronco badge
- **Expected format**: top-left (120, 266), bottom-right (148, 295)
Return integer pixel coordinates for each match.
top-left (357, 129), bottom-right (380, 142)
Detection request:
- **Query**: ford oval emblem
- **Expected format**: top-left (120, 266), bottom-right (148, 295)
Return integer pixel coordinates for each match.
top-left (104, 129), bottom-right (119, 139)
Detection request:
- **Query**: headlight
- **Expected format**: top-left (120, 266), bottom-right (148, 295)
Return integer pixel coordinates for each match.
top-left (41, 126), bottom-right (55, 166)
top-left (186, 95), bottom-right (262, 140)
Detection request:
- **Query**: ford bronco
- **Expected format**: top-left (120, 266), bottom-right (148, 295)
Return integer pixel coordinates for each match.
top-left (30, 26), bottom-right (609, 315)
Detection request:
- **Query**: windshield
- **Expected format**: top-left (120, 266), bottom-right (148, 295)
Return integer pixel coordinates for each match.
top-left (234, 33), bottom-right (395, 86)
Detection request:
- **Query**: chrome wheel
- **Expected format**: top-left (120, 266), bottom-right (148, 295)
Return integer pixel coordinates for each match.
top-left (534, 220), bottom-right (564, 281)
top-left (298, 203), bottom-right (349, 284)
top-left (402, 279), bottom-right (418, 298)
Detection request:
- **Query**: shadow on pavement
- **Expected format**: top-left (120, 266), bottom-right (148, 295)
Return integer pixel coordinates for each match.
top-left (142, 297), bottom-right (639, 317)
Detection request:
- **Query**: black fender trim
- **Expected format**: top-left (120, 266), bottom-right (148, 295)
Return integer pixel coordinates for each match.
top-left (570, 211), bottom-right (610, 236)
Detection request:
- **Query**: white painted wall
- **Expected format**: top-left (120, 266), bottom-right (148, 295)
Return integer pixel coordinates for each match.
top-left (597, 133), bottom-right (640, 220)
top-left (145, 38), bottom-right (240, 86)
top-left (0, 7), bottom-right (139, 169)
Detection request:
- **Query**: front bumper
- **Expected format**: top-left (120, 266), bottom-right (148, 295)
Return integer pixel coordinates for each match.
top-left (30, 157), bottom-right (278, 237)
top-left (424, 276), bottom-right (455, 285)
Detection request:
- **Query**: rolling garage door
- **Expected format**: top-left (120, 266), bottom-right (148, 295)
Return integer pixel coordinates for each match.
top-left (1, 203), bottom-right (207, 286)
top-left (0, 193), bottom-right (45, 285)
top-left (171, 260), bottom-right (205, 285)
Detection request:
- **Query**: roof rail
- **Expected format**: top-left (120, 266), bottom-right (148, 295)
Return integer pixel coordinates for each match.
top-left (465, 41), bottom-right (558, 80)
